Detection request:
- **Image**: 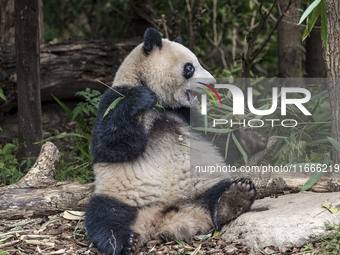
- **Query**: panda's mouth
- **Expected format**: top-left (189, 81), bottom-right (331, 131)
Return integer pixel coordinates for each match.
top-left (185, 90), bottom-right (198, 104)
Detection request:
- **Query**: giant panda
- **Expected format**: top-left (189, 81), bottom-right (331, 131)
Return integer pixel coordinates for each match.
top-left (85, 28), bottom-right (259, 255)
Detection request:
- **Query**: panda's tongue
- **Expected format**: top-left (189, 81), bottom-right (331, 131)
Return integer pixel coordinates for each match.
top-left (186, 90), bottom-right (199, 106)
top-left (186, 90), bottom-right (193, 101)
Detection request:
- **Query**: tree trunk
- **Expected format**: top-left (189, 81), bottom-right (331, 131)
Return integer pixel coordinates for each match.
top-left (325, 0), bottom-right (340, 164)
top-left (306, 18), bottom-right (326, 77)
top-left (15, 0), bottom-right (43, 159)
top-left (38, 0), bottom-right (44, 43)
top-left (278, 0), bottom-right (304, 77)
top-left (0, 0), bottom-right (15, 44)
top-left (0, 0), bottom-right (44, 44)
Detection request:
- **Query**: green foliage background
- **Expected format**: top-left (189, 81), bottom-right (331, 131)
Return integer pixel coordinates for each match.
top-left (43, 0), bottom-right (281, 77)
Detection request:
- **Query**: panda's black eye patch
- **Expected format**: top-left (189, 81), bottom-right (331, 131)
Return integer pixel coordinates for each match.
top-left (183, 63), bottom-right (195, 79)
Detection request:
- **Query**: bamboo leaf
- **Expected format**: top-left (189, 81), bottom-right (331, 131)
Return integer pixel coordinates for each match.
top-left (192, 127), bottom-right (233, 133)
top-left (51, 94), bottom-right (73, 116)
top-left (103, 96), bottom-right (125, 118)
top-left (300, 171), bottom-right (324, 192)
top-left (179, 143), bottom-right (192, 149)
top-left (232, 133), bottom-right (248, 164)
top-left (328, 137), bottom-right (340, 152)
top-left (174, 239), bottom-right (189, 246)
top-left (39, 132), bottom-right (86, 144)
top-left (155, 104), bottom-right (165, 109)
top-left (224, 133), bottom-right (231, 160)
top-left (195, 233), bottom-right (212, 240)
top-left (212, 230), bottom-right (220, 237)
top-left (298, 0), bottom-right (321, 25)
top-left (302, 3), bottom-right (320, 41)
top-left (0, 88), bottom-right (7, 101)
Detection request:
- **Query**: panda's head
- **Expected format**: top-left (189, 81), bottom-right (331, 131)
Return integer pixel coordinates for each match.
top-left (113, 28), bottom-right (216, 108)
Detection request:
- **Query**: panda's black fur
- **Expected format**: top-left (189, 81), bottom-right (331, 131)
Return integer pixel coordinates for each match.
top-left (85, 28), bottom-right (259, 255)
top-left (91, 86), bottom-right (157, 163)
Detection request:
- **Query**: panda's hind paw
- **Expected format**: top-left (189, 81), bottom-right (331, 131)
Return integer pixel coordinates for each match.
top-left (214, 178), bottom-right (256, 229)
top-left (230, 178), bottom-right (256, 200)
top-left (122, 232), bottom-right (140, 255)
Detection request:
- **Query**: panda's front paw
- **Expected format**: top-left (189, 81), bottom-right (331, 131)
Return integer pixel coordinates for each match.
top-left (213, 178), bottom-right (256, 229)
top-left (128, 86), bottom-right (157, 112)
top-left (122, 232), bottom-right (140, 255)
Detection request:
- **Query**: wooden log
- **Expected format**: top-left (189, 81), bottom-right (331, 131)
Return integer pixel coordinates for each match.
top-left (0, 182), bottom-right (93, 220)
top-left (0, 142), bottom-right (93, 220)
top-left (0, 39), bottom-right (139, 112)
top-left (1, 141), bottom-right (339, 220)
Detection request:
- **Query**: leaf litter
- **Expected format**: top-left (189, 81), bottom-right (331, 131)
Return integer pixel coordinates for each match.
top-left (0, 211), bottom-right (332, 254)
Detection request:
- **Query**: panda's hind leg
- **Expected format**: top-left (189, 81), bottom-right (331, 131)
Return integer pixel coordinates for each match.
top-left (85, 195), bottom-right (139, 255)
top-left (213, 178), bottom-right (256, 229)
top-left (131, 204), bottom-right (213, 245)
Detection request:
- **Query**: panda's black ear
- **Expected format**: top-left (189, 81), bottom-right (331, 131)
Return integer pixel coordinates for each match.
top-left (143, 28), bottom-right (162, 55)
top-left (173, 36), bottom-right (183, 45)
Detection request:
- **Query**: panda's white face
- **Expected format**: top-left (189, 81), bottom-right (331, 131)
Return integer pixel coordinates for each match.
top-left (143, 39), bottom-right (216, 108)
top-left (112, 29), bottom-right (216, 109)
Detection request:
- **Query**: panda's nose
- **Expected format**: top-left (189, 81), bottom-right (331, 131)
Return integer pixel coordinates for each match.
top-left (196, 67), bottom-right (216, 85)
top-left (204, 73), bottom-right (216, 86)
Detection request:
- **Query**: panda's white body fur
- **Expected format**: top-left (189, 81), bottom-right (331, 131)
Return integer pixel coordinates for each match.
top-left (94, 125), bottom-right (228, 205)
top-left (85, 28), bottom-right (256, 255)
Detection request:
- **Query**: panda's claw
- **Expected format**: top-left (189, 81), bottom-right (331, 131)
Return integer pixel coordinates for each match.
top-left (122, 232), bottom-right (139, 255)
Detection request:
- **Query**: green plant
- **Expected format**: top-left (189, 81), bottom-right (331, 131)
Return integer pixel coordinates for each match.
top-left (43, 88), bottom-right (101, 182)
top-left (0, 139), bottom-right (31, 186)
top-left (299, 0), bottom-right (328, 47)
top-left (0, 87), bottom-right (7, 101)
top-left (314, 224), bottom-right (340, 254)
top-left (328, 137), bottom-right (340, 152)
top-left (300, 136), bottom-right (340, 191)
top-left (73, 89), bottom-right (101, 120)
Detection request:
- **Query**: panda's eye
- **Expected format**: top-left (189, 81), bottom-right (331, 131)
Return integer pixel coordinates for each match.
top-left (183, 63), bottom-right (195, 79)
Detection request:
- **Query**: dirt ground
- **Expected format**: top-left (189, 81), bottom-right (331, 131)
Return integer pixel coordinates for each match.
top-left (0, 211), bottom-right (318, 255)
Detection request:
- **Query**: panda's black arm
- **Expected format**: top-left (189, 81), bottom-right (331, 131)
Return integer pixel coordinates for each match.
top-left (91, 86), bottom-right (157, 163)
